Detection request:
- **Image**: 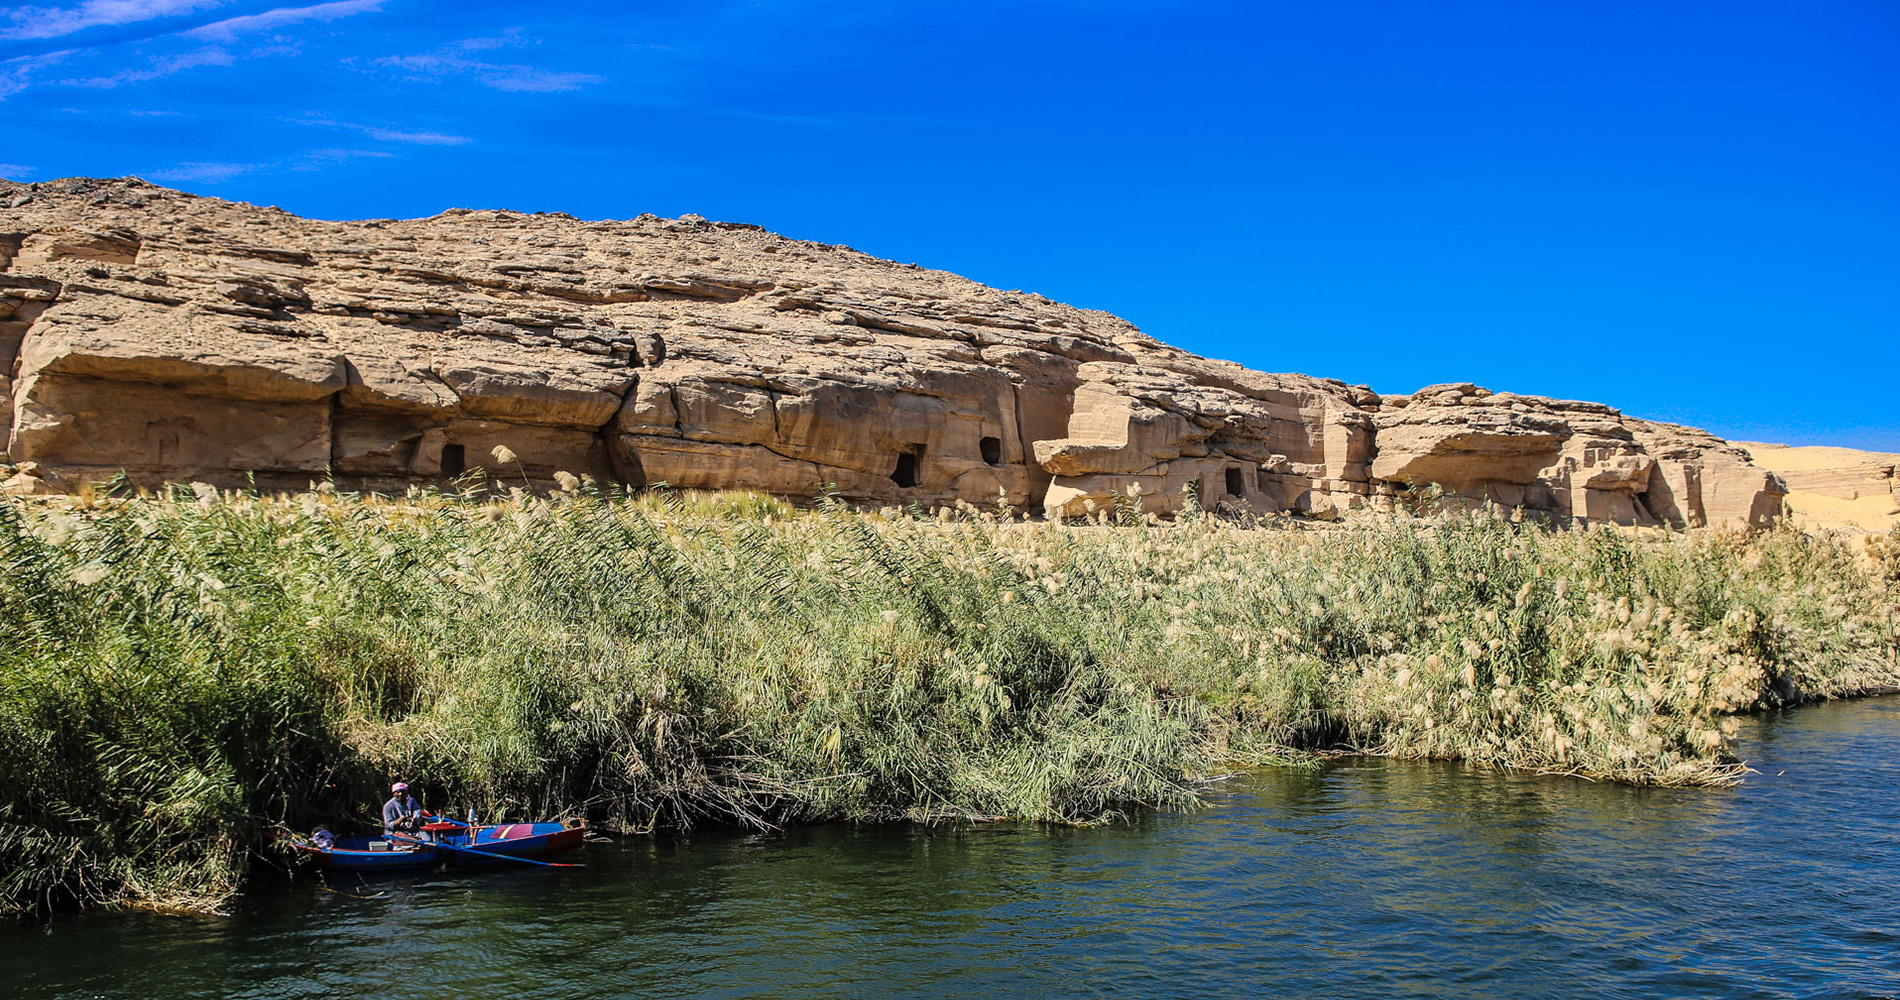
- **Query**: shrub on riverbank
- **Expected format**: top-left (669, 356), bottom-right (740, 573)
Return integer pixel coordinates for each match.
top-left (2, 485), bottom-right (1894, 914)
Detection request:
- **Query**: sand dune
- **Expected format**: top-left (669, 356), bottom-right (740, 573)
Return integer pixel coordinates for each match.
top-left (1736, 442), bottom-right (1899, 533)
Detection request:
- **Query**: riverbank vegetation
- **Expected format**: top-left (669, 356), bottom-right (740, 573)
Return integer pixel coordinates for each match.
top-left (3, 482), bottom-right (1895, 914)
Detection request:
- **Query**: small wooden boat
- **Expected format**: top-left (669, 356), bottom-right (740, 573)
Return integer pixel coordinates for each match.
top-left (293, 818), bottom-right (586, 872)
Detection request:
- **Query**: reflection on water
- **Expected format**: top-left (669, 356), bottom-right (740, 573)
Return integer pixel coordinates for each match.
top-left (10, 698), bottom-right (1899, 1000)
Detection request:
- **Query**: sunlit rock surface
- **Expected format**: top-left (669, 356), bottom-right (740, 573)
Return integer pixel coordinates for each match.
top-left (0, 177), bottom-right (1785, 527)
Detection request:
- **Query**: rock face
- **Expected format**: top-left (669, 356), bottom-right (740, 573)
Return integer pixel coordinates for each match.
top-left (0, 177), bottom-right (1785, 527)
top-left (1374, 384), bottom-right (1786, 529)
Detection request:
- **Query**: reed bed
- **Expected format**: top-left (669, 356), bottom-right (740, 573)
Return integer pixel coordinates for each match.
top-left (2, 481), bottom-right (1894, 915)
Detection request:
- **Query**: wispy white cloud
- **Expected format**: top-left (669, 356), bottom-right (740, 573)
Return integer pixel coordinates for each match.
top-left (443, 30), bottom-right (521, 54)
top-left (0, 50), bottom-right (72, 100)
top-left (184, 0), bottom-right (379, 42)
top-left (0, 163), bottom-right (36, 179)
top-left (2, 0), bottom-right (382, 98)
top-left (145, 159), bottom-right (256, 183)
top-left (374, 34), bottom-right (603, 93)
top-left (139, 145), bottom-right (402, 185)
top-left (62, 46), bottom-right (232, 88)
top-left (297, 114), bottom-right (471, 145)
top-left (373, 52), bottom-right (453, 72)
top-left (290, 147), bottom-right (396, 169)
top-left (364, 127), bottom-right (467, 144)
top-left (302, 147), bottom-right (394, 160)
top-left (481, 66), bottom-right (600, 93)
top-left (1, 0), bottom-right (227, 42)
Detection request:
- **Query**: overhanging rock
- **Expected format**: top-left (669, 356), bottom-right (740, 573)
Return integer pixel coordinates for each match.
top-left (0, 177), bottom-right (1783, 528)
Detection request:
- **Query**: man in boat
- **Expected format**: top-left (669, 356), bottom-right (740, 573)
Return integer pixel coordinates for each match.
top-left (383, 782), bottom-right (426, 845)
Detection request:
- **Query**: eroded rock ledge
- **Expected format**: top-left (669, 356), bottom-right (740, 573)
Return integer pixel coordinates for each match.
top-left (0, 177), bottom-right (1784, 527)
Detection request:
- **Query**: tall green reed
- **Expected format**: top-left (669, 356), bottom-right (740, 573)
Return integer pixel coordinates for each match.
top-left (1, 484), bottom-right (1892, 915)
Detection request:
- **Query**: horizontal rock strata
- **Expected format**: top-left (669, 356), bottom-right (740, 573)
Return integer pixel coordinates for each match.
top-left (1, 177), bottom-right (1784, 527)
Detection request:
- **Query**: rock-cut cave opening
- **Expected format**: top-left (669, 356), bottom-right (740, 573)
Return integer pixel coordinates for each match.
top-left (441, 443), bottom-right (466, 478)
top-left (979, 436), bottom-right (1003, 467)
top-left (891, 446), bottom-right (923, 489)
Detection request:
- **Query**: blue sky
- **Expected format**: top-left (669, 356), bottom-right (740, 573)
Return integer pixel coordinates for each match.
top-left (3, 1), bottom-right (1896, 449)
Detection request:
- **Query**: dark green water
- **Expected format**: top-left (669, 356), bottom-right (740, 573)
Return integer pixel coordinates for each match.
top-left (8, 698), bottom-right (1899, 999)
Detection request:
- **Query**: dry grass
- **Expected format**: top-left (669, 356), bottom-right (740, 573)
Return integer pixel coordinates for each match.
top-left (2, 480), bottom-right (1894, 914)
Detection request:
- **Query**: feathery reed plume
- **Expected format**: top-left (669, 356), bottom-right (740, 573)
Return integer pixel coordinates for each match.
top-left (0, 490), bottom-right (1891, 915)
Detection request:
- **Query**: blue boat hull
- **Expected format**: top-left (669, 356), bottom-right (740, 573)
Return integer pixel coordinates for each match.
top-left (294, 821), bottom-right (584, 871)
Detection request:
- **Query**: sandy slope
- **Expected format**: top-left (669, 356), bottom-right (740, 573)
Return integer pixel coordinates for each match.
top-left (1736, 442), bottom-right (1900, 533)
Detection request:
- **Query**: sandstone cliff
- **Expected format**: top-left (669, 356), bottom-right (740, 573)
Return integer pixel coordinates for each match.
top-left (0, 177), bottom-right (1784, 527)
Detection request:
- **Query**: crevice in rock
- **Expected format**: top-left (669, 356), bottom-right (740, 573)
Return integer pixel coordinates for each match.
top-left (323, 390), bottom-right (341, 479)
top-left (846, 310), bottom-right (968, 342)
top-left (640, 276), bottom-right (775, 302)
top-left (23, 227), bottom-right (142, 266)
top-left (215, 244), bottom-right (314, 267)
top-left (604, 431), bottom-right (644, 488)
top-left (586, 374), bottom-right (644, 490)
top-left (1, 276), bottom-right (62, 461)
top-left (1, 276), bottom-right (61, 377)
top-left (765, 386), bottom-right (784, 445)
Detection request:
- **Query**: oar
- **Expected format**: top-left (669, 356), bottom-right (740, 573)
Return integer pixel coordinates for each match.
top-left (388, 833), bottom-right (584, 869)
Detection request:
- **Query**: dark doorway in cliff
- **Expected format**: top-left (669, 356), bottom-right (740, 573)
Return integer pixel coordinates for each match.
top-left (1225, 467), bottom-right (1244, 497)
top-left (442, 443), bottom-right (466, 478)
top-left (891, 445), bottom-right (924, 489)
top-left (980, 436), bottom-right (1003, 467)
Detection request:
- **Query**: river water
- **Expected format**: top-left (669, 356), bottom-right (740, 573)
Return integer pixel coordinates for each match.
top-left (8, 698), bottom-right (1899, 999)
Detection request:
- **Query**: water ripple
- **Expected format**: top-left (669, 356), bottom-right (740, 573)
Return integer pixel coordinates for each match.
top-left (8, 697), bottom-right (1899, 1000)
